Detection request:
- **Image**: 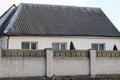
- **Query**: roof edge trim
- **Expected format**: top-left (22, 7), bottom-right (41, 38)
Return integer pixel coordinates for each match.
top-left (4, 33), bottom-right (120, 37)
top-left (3, 4), bottom-right (23, 33)
top-left (0, 4), bottom-right (16, 18)
top-left (20, 3), bottom-right (101, 9)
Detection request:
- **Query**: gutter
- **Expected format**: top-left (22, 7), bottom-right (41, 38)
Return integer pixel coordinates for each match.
top-left (7, 36), bottom-right (9, 49)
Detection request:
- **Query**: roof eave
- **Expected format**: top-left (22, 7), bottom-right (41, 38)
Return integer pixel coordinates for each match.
top-left (4, 33), bottom-right (120, 37)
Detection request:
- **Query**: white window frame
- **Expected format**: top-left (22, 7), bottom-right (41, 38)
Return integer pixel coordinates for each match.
top-left (91, 43), bottom-right (105, 50)
top-left (21, 42), bottom-right (38, 49)
top-left (52, 42), bottom-right (67, 50)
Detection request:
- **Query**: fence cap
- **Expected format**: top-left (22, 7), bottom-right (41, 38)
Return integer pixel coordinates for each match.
top-left (44, 48), bottom-right (53, 50)
top-left (88, 49), bottom-right (96, 51)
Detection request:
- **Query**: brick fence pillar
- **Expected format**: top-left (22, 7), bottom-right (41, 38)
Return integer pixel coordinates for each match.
top-left (89, 49), bottom-right (96, 77)
top-left (45, 48), bottom-right (53, 77)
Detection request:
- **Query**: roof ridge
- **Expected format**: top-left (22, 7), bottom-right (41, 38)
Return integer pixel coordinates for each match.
top-left (19, 3), bottom-right (101, 9)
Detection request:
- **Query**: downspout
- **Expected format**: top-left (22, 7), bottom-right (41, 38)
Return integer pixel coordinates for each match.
top-left (7, 36), bottom-right (9, 49)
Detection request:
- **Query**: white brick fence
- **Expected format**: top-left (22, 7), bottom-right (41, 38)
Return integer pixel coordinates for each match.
top-left (0, 49), bottom-right (120, 78)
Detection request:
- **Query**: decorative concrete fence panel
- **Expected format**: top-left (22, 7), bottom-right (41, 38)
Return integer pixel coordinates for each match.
top-left (53, 50), bottom-right (89, 75)
top-left (96, 51), bottom-right (120, 75)
top-left (0, 49), bottom-right (120, 78)
top-left (1, 49), bottom-right (45, 77)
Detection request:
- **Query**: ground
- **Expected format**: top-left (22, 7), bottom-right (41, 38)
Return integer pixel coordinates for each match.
top-left (1, 75), bottom-right (120, 80)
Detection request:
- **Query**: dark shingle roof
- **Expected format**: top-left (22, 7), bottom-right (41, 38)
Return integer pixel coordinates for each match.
top-left (2, 3), bottom-right (120, 37)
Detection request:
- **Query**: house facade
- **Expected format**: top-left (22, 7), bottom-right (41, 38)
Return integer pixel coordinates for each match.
top-left (0, 3), bottom-right (120, 50)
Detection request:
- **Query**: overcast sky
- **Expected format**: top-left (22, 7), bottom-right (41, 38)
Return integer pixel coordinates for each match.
top-left (0, 0), bottom-right (120, 31)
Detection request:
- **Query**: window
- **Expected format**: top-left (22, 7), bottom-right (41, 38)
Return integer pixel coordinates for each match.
top-left (31, 42), bottom-right (37, 49)
top-left (22, 42), bottom-right (38, 49)
top-left (61, 43), bottom-right (66, 50)
top-left (99, 44), bottom-right (105, 50)
top-left (92, 44), bottom-right (98, 50)
top-left (52, 42), bottom-right (67, 50)
top-left (52, 43), bottom-right (59, 50)
top-left (92, 43), bottom-right (105, 50)
top-left (22, 42), bottom-right (29, 49)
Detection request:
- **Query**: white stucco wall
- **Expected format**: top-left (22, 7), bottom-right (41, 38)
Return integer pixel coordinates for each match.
top-left (6, 36), bottom-right (120, 50)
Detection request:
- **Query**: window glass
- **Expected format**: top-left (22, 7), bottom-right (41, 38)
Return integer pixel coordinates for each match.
top-left (52, 43), bottom-right (59, 50)
top-left (22, 42), bottom-right (29, 49)
top-left (31, 42), bottom-right (37, 49)
top-left (92, 43), bottom-right (105, 50)
top-left (92, 44), bottom-right (98, 50)
top-left (99, 44), bottom-right (105, 50)
top-left (61, 43), bottom-right (67, 50)
top-left (52, 42), bottom-right (67, 50)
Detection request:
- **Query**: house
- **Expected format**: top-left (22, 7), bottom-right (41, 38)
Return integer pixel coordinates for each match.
top-left (0, 3), bottom-right (120, 50)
